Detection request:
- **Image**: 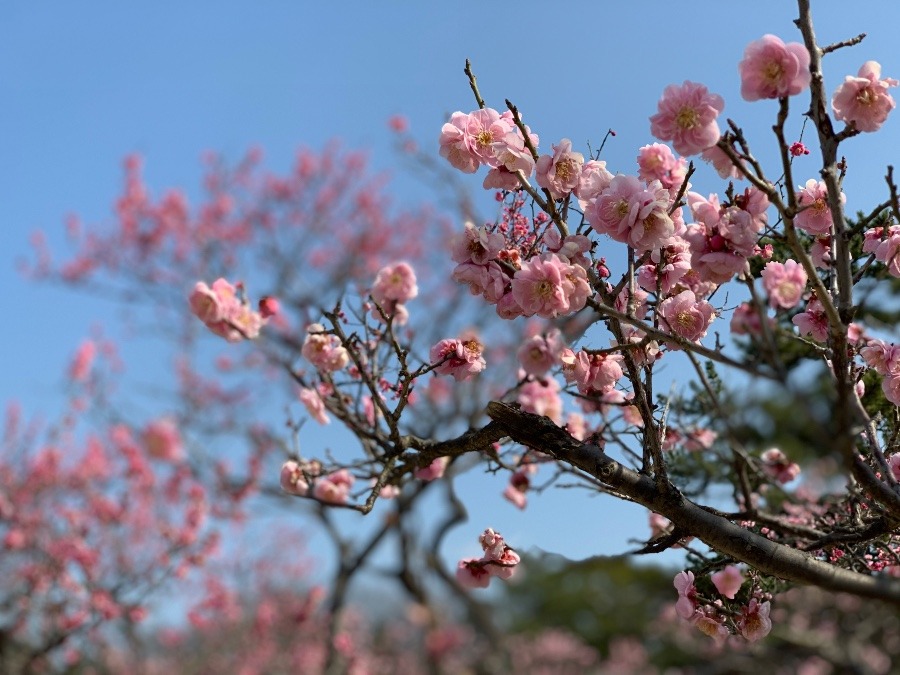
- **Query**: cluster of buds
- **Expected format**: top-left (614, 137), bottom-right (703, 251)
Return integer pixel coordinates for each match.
top-left (456, 528), bottom-right (521, 589)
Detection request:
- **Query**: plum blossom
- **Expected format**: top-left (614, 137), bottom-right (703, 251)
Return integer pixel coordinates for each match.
top-left (574, 159), bottom-right (614, 205)
top-left (511, 254), bottom-right (590, 319)
top-left (451, 222), bottom-right (505, 265)
top-left (535, 139), bottom-right (584, 199)
top-left (313, 469), bottom-right (355, 505)
top-left (658, 290), bottom-right (715, 343)
top-left (280, 460), bottom-right (310, 496)
top-left (439, 112), bottom-right (479, 173)
top-left (142, 418), bottom-right (183, 462)
top-left (299, 387), bottom-right (330, 425)
top-left (795, 179), bottom-right (844, 235)
top-left (189, 278), bottom-right (265, 342)
top-left (738, 599), bottom-right (772, 641)
top-left (302, 324), bottom-right (350, 372)
top-left (701, 144), bottom-right (743, 180)
top-left (586, 175), bottom-right (675, 252)
top-left (456, 558), bottom-right (491, 589)
top-left (637, 143), bottom-right (689, 192)
top-left (738, 35), bottom-right (811, 101)
top-left (711, 566), bottom-right (743, 599)
top-left (517, 329), bottom-right (564, 377)
top-left (560, 348), bottom-right (624, 395)
top-left (761, 448), bottom-right (800, 484)
top-left (649, 81), bottom-right (724, 156)
top-left (761, 259), bottom-right (807, 309)
top-left (673, 571), bottom-right (698, 620)
top-left (792, 296), bottom-right (829, 341)
top-left (874, 226), bottom-right (900, 277)
top-left (372, 262), bottom-right (418, 306)
top-left (456, 529), bottom-right (520, 589)
top-left (517, 377), bottom-right (563, 425)
top-left (415, 456), bottom-right (449, 482)
top-left (429, 336), bottom-right (486, 381)
top-left (832, 61), bottom-right (898, 132)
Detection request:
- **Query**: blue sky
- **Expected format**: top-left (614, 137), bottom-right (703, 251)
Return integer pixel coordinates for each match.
top-left (4, 2), bottom-right (900, 581)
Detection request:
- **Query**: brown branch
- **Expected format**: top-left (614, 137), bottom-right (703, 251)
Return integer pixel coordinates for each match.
top-left (486, 401), bottom-right (900, 605)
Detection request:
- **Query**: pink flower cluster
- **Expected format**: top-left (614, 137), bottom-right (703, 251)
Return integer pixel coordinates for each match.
top-left (738, 35), bottom-right (810, 101)
top-left (517, 328), bottom-right (564, 377)
top-left (299, 387), bottom-right (330, 425)
top-left (760, 448), bottom-right (801, 484)
top-left (684, 188), bottom-right (769, 284)
top-left (584, 175), bottom-right (677, 253)
top-left (142, 418), bottom-right (184, 462)
top-left (438, 107), bottom-right (539, 189)
top-left (794, 179), bottom-right (844, 235)
top-left (658, 290), bottom-right (715, 344)
top-left (832, 61), bottom-right (897, 132)
top-left (761, 259), bottom-right (807, 309)
top-left (370, 262), bottom-right (418, 325)
top-left (860, 338), bottom-right (900, 405)
top-left (429, 336), bottom-right (486, 381)
top-left (455, 528), bottom-right (520, 589)
top-left (535, 139), bottom-right (584, 199)
top-left (867, 225), bottom-right (900, 278)
top-left (649, 81), bottom-right (724, 156)
top-left (503, 458), bottom-right (538, 510)
top-left (279, 461), bottom-right (355, 505)
top-left (560, 348), bottom-right (624, 396)
top-left (674, 570), bottom-right (772, 642)
top-left (189, 278), bottom-right (266, 342)
top-left (301, 324), bottom-right (350, 372)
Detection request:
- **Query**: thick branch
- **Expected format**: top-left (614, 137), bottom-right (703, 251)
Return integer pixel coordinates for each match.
top-left (486, 401), bottom-right (900, 606)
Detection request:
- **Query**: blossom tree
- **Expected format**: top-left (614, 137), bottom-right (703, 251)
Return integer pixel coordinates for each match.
top-left (20, 0), bottom-right (900, 670)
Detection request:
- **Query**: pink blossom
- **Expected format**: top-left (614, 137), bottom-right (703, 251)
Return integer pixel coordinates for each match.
top-left (795, 179), bottom-right (843, 235)
top-left (730, 302), bottom-right (770, 336)
top-left (511, 254), bottom-right (589, 319)
top-left (299, 387), bottom-right (330, 425)
top-left (700, 145), bottom-right (743, 180)
top-left (658, 290), bottom-right (715, 343)
top-left (439, 112), bottom-right (480, 173)
top-left (302, 324), bottom-right (350, 372)
top-left (491, 131), bottom-right (535, 177)
top-left (69, 340), bottom-right (96, 383)
top-left (574, 159), bottom-right (614, 204)
top-left (464, 108), bottom-right (515, 165)
top-left (637, 143), bottom-right (689, 192)
top-left (738, 599), bottom-right (772, 641)
top-left (761, 448), bottom-right (800, 484)
top-left (258, 295), bottom-right (280, 319)
top-left (517, 330), bottom-right (564, 377)
top-left (517, 377), bottom-right (563, 425)
top-left (456, 558), bottom-right (491, 589)
top-left (888, 454), bottom-right (900, 481)
top-left (693, 611), bottom-right (730, 643)
top-left (649, 81), bottom-right (724, 156)
top-left (313, 469), bottom-right (354, 505)
top-left (560, 348), bottom-right (624, 395)
top-left (189, 280), bottom-right (225, 324)
top-left (450, 222), bottom-right (504, 265)
top-left (649, 513), bottom-right (672, 539)
top-left (860, 339), bottom-right (900, 375)
top-left (832, 61), bottom-right (898, 132)
top-left (280, 460), bottom-right (310, 496)
top-left (761, 259), bottom-right (807, 309)
top-left (535, 139), bottom-right (584, 199)
top-left (711, 565), bottom-right (743, 599)
top-left (738, 35), bottom-right (811, 101)
top-left (673, 571), bottom-right (698, 620)
top-left (429, 337), bottom-right (486, 381)
top-left (882, 376), bottom-right (900, 406)
top-left (792, 296), bottom-right (829, 341)
top-left (372, 262), bottom-right (418, 305)
top-left (415, 456), bottom-right (449, 482)
top-left (142, 418), bottom-right (183, 462)
top-left (874, 228), bottom-right (900, 277)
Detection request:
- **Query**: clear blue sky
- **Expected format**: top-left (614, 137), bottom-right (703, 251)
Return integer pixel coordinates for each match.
top-left (3, 2), bottom-right (900, 575)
